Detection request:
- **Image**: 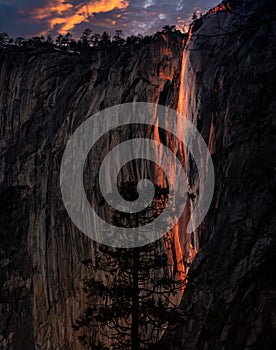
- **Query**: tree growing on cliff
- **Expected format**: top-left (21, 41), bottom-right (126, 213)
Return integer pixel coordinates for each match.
top-left (126, 34), bottom-right (144, 46)
top-left (0, 32), bottom-right (9, 45)
top-left (113, 30), bottom-right (125, 46)
top-left (15, 36), bottom-right (25, 47)
top-left (62, 32), bottom-right (73, 46)
top-left (91, 33), bottom-right (101, 47)
top-left (74, 245), bottom-right (185, 349)
top-left (100, 31), bottom-right (111, 47)
top-left (161, 25), bottom-right (177, 33)
top-left (45, 35), bottom-right (53, 45)
top-left (56, 34), bottom-right (64, 46)
top-left (81, 28), bottom-right (92, 46)
top-left (73, 186), bottom-right (185, 349)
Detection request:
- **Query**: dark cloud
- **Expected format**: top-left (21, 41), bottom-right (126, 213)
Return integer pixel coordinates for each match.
top-left (0, 0), bottom-right (218, 38)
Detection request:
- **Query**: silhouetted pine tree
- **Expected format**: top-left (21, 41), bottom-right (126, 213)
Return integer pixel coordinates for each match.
top-left (73, 186), bottom-right (185, 350)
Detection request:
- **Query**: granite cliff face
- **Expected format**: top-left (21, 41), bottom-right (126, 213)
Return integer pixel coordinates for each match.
top-left (0, 33), bottom-right (185, 349)
top-left (0, 0), bottom-right (275, 349)
top-left (159, 1), bottom-right (276, 349)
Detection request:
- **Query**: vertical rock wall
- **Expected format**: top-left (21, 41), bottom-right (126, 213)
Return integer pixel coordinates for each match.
top-left (0, 34), bottom-right (185, 349)
top-left (160, 1), bottom-right (276, 349)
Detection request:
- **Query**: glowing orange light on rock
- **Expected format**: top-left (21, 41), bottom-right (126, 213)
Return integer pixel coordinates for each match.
top-left (210, 2), bottom-right (231, 14)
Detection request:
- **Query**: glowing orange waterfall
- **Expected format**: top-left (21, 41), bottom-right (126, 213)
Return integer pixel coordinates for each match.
top-left (177, 30), bottom-right (192, 118)
top-left (150, 29), bottom-right (198, 298)
top-left (161, 32), bottom-right (194, 296)
top-left (174, 27), bottom-right (198, 294)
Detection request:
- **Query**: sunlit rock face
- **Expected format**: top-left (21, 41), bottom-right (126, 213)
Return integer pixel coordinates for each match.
top-left (0, 33), bottom-right (187, 349)
top-left (159, 1), bottom-right (276, 349)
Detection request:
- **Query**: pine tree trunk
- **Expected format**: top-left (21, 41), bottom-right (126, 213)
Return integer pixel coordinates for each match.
top-left (131, 248), bottom-right (140, 350)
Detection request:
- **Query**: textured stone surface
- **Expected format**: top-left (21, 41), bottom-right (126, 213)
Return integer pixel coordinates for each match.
top-left (0, 34), bottom-right (184, 349)
top-left (159, 1), bottom-right (276, 349)
top-left (0, 1), bottom-right (275, 349)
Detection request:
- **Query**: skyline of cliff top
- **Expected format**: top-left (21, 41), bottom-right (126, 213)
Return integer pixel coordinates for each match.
top-left (0, 0), bottom-right (218, 38)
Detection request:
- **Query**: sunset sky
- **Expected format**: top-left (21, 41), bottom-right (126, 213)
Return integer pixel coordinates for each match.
top-left (0, 0), bottom-right (218, 38)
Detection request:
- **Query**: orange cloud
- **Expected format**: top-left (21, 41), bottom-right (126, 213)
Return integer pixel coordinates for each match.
top-left (21, 1), bottom-right (73, 20)
top-left (26, 0), bottom-right (129, 33)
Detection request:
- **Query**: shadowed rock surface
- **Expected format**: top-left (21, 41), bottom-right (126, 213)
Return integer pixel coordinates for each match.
top-left (0, 33), bottom-right (184, 349)
top-left (157, 1), bottom-right (276, 349)
top-left (0, 0), bottom-right (275, 349)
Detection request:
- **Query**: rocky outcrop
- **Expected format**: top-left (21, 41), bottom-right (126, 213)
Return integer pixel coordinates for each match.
top-left (159, 1), bottom-right (276, 349)
top-left (0, 34), bottom-right (184, 349)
